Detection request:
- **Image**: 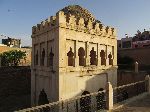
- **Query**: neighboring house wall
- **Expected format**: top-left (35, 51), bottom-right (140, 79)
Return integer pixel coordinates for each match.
top-left (117, 70), bottom-right (147, 86)
top-left (118, 48), bottom-right (150, 66)
top-left (0, 66), bottom-right (31, 112)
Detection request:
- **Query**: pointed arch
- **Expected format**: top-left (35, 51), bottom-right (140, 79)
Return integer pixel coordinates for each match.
top-left (100, 50), bottom-right (106, 65)
top-left (67, 47), bottom-right (74, 66)
top-left (108, 53), bottom-right (113, 65)
top-left (80, 91), bottom-right (91, 112)
top-left (35, 50), bottom-right (38, 65)
top-left (96, 88), bottom-right (105, 110)
top-left (38, 89), bottom-right (49, 105)
top-left (48, 48), bottom-right (54, 66)
top-left (78, 47), bottom-right (85, 66)
top-left (90, 47), bottom-right (97, 65)
top-left (41, 48), bottom-right (45, 66)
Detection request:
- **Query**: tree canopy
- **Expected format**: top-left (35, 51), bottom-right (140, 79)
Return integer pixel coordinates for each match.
top-left (0, 50), bottom-right (26, 66)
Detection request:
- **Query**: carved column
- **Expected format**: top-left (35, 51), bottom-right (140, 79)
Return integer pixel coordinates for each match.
top-left (135, 61), bottom-right (139, 73)
top-left (105, 45), bottom-right (108, 66)
top-left (45, 41), bottom-right (48, 67)
top-left (86, 42), bottom-right (90, 66)
top-left (97, 43), bottom-right (101, 66)
top-left (75, 40), bottom-right (79, 67)
top-left (106, 82), bottom-right (113, 110)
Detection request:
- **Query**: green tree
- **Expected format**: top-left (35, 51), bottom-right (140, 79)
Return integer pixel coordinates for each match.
top-left (0, 50), bottom-right (26, 66)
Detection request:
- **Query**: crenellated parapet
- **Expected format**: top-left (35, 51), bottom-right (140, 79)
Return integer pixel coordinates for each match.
top-left (32, 10), bottom-right (117, 38)
top-left (32, 16), bottom-right (56, 35)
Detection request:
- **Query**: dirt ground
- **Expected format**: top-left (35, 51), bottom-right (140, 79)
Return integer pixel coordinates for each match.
top-left (112, 94), bottom-right (150, 112)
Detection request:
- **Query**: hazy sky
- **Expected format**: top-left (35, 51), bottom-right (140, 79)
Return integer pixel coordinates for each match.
top-left (0, 0), bottom-right (150, 46)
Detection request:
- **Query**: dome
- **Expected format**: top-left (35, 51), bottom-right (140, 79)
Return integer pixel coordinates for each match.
top-left (60, 5), bottom-right (100, 23)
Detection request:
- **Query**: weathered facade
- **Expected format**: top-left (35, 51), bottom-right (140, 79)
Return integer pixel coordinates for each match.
top-left (31, 5), bottom-right (117, 105)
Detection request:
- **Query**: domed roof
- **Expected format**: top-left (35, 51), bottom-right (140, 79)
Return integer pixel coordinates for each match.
top-left (60, 5), bottom-right (100, 23)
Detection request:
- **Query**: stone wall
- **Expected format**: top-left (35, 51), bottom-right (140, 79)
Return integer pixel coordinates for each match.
top-left (118, 48), bottom-right (150, 66)
top-left (31, 5), bottom-right (117, 105)
top-left (0, 66), bottom-right (31, 112)
top-left (117, 70), bottom-right (147, 86)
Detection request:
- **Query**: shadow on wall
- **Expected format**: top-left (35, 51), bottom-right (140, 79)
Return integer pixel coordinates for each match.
top-left (35, 66), bottom-right (117, 110)
top-left (75, 66), bottom-right (117, 96)
top-left (0, 66), bottom-right (31, 112)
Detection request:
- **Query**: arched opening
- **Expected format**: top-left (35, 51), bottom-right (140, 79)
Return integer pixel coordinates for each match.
top-left (108, 53), bottom-right (113, 65)
top-left (122, 90), bottom-right (128, 101)
top-left (38, 89), bottom-right (49, 105)
top-left (41, 48), bottom-right (45, 66)
top-left (35, 50), bottom-right (38, 65)
top-left (90, 47), bottom-right (97, 65)
top-left (67, 47), bottom-right (74, 66)
top-left (96, 88), bottom-right (105, 110)
top-left (100, 50), bottom-right (106, 65)
top-left (78, 47), bottom-right (85, 66)
top-left (48, 48), bottom-right (54, 66)
top-left (80, 91), bottom-right (91, 112)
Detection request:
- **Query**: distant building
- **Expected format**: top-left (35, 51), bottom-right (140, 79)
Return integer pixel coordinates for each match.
top-left (119, 35), bottom-right (132, 49)
top-left (118, 29), bottom-right (150, 66)
top-left (2, 37), bottom-right (21, 48)
top-left (118, 29), bottom-right (150, 49)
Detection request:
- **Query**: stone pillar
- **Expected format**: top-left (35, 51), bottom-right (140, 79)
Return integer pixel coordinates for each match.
top-left (106, 82), bottom-right (113, 110)
top-left (39, 43), bottom-right (41, 66)
top-left (97, 44), bottom-right (101, 66)
top-left (31, 39), bottom-right (35, 68)
top-left (45, 41), bottom-right (48, 67)
top-left (145, 75), bottom-right (150, 94)
top-left (135, 61), bottom-right (138, 73)
top-left (105, 45), bottom-right (108, 66)
top-left (86, 42), bottom-right (90, 66)
top-left (75, 40), bottom-right (79, 67)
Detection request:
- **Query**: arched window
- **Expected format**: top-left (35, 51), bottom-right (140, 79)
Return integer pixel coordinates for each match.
top-left (100, 50), bottom-right (106, 65)
top-left (48, 48), bottom-right (54, 66)
top-left (121, 90), bottom-right (128, 101)
top-left (108, 53), bottom-right (113, 65)
top-left (38, 89), bottom-right (49, 105)
top-left (96, 88), bottom-right (105, 110)
top-left (90, 47), bottom-right (97, 65)
top-left (41, 48), bottom-right (45, 66)
top-left (35, 50), bottom-right (38, 65)
top-left (80, 91), bottom-right (91, 112)
top-left (67, 47), bottom-right (74, 66)
top-left (78, 47), bottom-right (85, 66)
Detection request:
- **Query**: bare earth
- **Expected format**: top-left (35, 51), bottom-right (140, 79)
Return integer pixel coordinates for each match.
top-left (112, 94), bottom-right (150, 112)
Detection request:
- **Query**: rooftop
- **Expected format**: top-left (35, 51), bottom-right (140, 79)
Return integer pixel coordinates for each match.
top-left (60, 5), bottom-right (101, 23)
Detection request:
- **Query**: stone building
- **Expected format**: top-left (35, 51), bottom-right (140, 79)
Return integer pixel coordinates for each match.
top-left (31, 5), bottom-right (117, 105)
top-left (2, 37), bottom-right (21, 48)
